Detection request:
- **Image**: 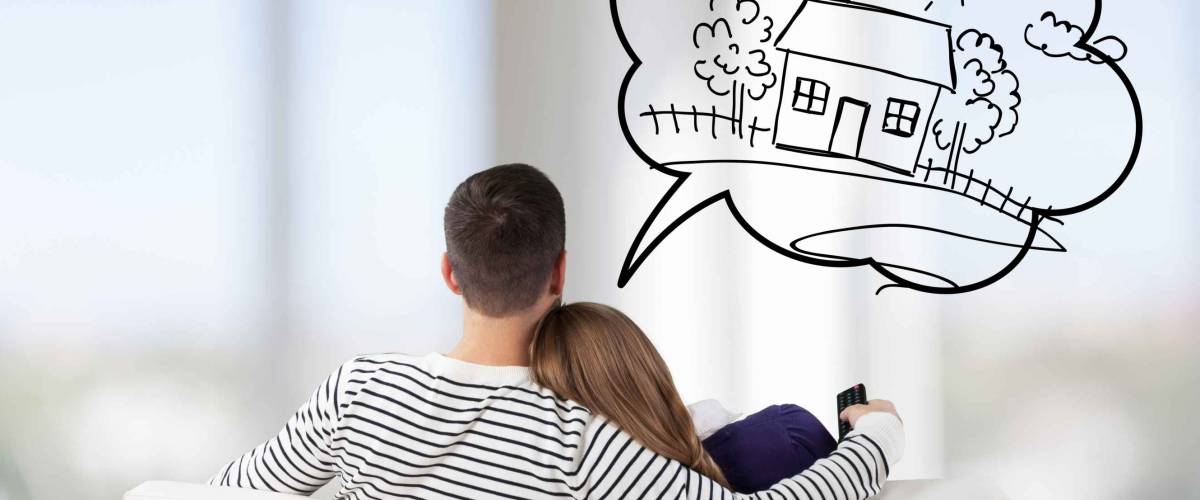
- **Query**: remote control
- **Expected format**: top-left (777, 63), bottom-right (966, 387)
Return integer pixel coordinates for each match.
top-left (836, 383), bottom-right (867, 441)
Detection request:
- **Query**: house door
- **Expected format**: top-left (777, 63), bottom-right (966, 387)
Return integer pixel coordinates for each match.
top-left (829, 97), bottom-right (870, 157)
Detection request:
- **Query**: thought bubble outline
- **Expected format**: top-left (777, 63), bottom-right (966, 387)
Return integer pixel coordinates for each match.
top-left (611, 0), bottom-right (1142, 294)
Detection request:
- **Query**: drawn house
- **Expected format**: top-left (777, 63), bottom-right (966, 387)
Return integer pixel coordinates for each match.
top-left (771, 0), bottom-right (956, 175)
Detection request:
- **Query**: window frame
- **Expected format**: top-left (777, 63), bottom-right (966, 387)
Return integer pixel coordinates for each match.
top-left (791, 77), bottom-right (830, 115)
top-left (881, 97), bottom-right (921, 138)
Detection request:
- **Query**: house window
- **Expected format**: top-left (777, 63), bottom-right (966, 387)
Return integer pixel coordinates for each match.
top-left (791, 77), bottom-right (829, 114)
top-left (882, 98), bottom-right (921, 137)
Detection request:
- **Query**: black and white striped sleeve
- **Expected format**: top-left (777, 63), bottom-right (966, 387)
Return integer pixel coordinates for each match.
top-left (206, 359), bottom-right (360, 495)
top-left (589, 412), bottom-right (904, 499)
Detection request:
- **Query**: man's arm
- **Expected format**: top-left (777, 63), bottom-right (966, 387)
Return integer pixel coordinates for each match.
top-left (207, 362), bottom-right (355, 495)
top-left (586, 401), bottom-right (904, 499)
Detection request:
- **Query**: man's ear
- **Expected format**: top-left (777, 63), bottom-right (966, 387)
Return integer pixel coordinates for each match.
top-left (441, 252), bottom-right (463, 295)
top-left (549, 250), bottom-right (567, 296)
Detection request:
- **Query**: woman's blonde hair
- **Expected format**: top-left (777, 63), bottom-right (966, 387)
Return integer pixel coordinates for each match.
top-left (530, 302), bottom-right (730, 488)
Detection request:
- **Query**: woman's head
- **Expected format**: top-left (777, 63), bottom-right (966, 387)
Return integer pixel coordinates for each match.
top-left (530, 302), bottom-right (728, 488)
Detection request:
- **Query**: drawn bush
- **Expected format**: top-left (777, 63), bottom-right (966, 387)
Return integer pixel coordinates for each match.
top-left (692, 0), bottom-right (777, 134)
top-left (926, 29), bottom-right (1021, 173)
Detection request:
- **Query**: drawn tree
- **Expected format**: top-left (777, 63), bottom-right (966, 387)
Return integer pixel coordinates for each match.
top-left (693, 0), bottom-right (777, 135)
top-left (927, 29), bottom-right (1021, 173)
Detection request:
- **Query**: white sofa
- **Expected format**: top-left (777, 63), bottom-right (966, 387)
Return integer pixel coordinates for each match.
top-left (125, 479), bottom-right (1008, 499)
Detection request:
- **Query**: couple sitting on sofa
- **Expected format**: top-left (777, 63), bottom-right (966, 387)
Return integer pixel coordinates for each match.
top-left (208, 164), bottom-right (903, 499)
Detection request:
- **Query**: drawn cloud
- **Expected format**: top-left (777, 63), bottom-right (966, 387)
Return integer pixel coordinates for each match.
top-left (1024, 11), bottom-right (1127, 64)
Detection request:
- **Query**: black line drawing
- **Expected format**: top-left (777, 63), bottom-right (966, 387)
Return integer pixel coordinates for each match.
top-left (611, 0), bottom-right (1142, 294)
top-left (640, 104), bottom-right (774, 146)
top-left (692, 0), bottom-right (778, 139)
top-left (923, 29), bottom-right (1021, 179)
top-left (827, 97), bottom-right (870, 158)
top-left (923, 0), bottom-right (966, 13)
top-left (1025, 11), bottom-right (1127, 64)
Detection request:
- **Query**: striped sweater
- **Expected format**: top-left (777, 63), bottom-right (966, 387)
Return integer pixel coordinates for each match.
top-left (209, 353), bottom-right (904, 499)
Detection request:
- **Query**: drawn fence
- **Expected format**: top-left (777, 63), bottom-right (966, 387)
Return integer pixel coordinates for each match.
top-left (639, 101), bottom-right (1051, 228)
top-left (911, 159), bottom-right (1059, 227)
top-left (639, 103), bottom-right (772, 147)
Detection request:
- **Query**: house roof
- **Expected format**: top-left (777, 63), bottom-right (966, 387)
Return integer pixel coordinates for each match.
top-left (775, 0), bottom-right (956, 90)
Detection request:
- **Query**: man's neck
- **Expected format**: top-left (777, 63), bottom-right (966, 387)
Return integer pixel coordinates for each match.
top-left (446, 303), bottom-right (548, 367)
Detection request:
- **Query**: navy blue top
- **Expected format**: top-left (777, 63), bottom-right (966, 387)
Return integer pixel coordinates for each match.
top-left (702, 404), bottom-right (838, 493)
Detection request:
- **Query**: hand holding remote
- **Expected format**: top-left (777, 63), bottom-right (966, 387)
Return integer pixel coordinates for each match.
top-left (836, 384), bottom-right (867, 440)
top-left (840, 399), bottom-right (900, 428)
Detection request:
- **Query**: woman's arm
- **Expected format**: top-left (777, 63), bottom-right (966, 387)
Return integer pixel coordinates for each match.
top-left (587, 405), bottom-right (903, 499)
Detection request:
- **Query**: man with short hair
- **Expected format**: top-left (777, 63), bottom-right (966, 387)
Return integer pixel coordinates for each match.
top-left (209, 163), bottom-right (904, 499)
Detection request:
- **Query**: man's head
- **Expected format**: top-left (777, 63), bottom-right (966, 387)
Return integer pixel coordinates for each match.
top-left (442, 164), bottom-right (566, 317)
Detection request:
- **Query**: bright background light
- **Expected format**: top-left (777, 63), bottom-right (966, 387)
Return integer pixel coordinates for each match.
top-left (0, 1), bottom-right (1195, 499)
